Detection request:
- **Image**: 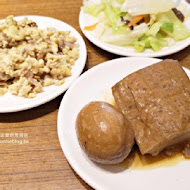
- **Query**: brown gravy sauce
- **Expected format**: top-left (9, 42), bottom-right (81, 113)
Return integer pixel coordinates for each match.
top-left (119, 144), bottom-right (190, 170)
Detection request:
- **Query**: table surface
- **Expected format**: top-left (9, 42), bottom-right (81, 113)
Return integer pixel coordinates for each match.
top-left (1, 1), bottom-right (190, 189)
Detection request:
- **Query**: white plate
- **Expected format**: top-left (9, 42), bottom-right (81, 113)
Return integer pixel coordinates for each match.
top-left (79, 0), bottom-right (190, 57)
top-left (58, 57), bottom-right (190, 190)
top-left (0, 15), bottom-right (87, 113)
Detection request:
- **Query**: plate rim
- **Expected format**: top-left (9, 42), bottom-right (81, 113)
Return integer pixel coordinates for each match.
top-left (79, 0), bottom-right (190, 57)
top-left (0, 15), bottom-right (87, 113)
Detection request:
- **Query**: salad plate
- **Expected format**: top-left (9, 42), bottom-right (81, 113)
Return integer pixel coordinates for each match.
top-left (58, 57), bottom-right (190, 190)
top-left (0, 15), bottom-right (87, 113)
top-left (79, 0), bottom-right (190, 57)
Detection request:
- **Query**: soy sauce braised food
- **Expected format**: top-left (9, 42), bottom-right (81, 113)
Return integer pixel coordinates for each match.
top-left (76, 59), bottom-right (190, 165)
top-left (76, 101), bottom-right (134, 164)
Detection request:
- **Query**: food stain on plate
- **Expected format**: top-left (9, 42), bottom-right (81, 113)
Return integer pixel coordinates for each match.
top-left (96, 88), bottom-right (116, 106)
top-left (119, 144), bottom-right (190, 170)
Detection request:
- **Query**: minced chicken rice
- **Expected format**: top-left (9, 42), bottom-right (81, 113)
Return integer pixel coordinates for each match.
top-left (0, 15), bottom-right (79, 98)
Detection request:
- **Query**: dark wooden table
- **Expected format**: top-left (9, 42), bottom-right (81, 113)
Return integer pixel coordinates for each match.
top-left (0, 1), bottom-right (190, 189)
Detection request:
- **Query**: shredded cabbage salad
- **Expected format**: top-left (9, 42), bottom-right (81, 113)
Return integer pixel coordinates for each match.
top-left (83, 0), bottom-right (190, 52)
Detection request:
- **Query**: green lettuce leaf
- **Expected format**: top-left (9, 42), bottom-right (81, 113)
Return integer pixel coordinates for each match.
top-left (156, 10), bottom-right (190, 41)
top-left (146, 21), bottom-right (174, 37)
top-left (134, 34), bottom-right (167, 52)
top-left (104, 3), bottom-right (126, 33)
top-left (160, 22), bottom-right (174, 33)
top-left (146, 22), bottom-right (162, 37)
top-left (101, 23), bottom-right (149, 46)
top-left (84, 3), bottom-right (105, 17)
top-left (121, 0), bottom-right (175, 16)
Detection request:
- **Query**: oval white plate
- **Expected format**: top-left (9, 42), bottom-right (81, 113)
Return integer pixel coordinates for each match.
top-left (79, 0), bottom-right (190, 57)
top-left (58, 57), bottom-right (190, 190)
top-left (0, 15), bottom-right (87, 113)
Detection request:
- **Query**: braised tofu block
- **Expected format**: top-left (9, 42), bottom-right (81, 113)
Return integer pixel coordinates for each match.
top-left (112, 60), bottom-right (190, 155)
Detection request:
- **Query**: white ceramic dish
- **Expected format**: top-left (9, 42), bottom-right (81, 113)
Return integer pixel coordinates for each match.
top-left (58, 57), bottom-right (190, 190)
top-left (0, 15), bottom-right (87, 113)
top-left (79, 0), bottom-right (190, 57)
